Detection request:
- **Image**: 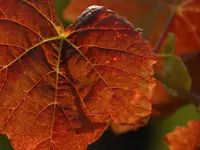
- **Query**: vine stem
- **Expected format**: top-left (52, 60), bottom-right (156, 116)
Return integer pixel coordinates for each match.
top-left (154, 5), bottom-right (177, 53)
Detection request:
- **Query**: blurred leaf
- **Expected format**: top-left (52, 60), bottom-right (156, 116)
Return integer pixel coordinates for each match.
top-left (160, 33), bottom-right (175, 54)
top-left (158, 33), bottom-right (191, 93)
top-left (167, 0), bottom-right (200, 56)
top-left (163, 56), bottom-right (191, 92)
top-left (152, 33), bottom-right (191, 117)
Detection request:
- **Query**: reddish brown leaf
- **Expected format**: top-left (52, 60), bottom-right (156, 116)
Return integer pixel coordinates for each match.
top-left (165, 120), bottom-right (200, 150)
top-left (0, 2), bottom-right (155, 150)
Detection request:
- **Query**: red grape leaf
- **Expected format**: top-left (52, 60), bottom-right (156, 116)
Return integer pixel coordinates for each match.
top-left (165, 120), bottom-right (200, 150)
top-left (0, 1), bottom-right (155, 150)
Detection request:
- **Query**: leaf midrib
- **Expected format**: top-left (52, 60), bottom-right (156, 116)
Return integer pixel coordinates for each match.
top-left (0, 35), bottom-right (65, 72)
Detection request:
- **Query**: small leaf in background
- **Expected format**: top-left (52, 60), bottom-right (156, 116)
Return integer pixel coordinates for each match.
top-left (167, 0), bottom-right (200, 56)
top-left (160, 33), bottom-right (175, 54)
top-left (152, 33), bottom-right (192, 117)
top-left (0, 1), bottom-right (156, 149)
top-left (165, 120), bottom-right (200, 150)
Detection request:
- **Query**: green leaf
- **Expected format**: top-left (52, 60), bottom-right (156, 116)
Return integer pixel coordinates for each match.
top-left (156, 33), bottom-right (192, 96)
top-left (163, 56), bottom-right (191, 92)
top-left (161, 32), bottom-right (175, 54)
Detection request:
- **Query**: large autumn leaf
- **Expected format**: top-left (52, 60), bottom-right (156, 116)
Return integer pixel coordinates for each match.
top-left (0, 1), bottom-right (155, 150)
top-left (165, 120), bottom-right (200, 150)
